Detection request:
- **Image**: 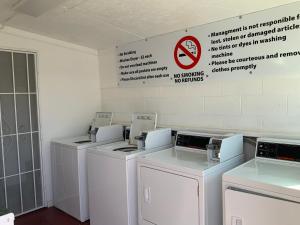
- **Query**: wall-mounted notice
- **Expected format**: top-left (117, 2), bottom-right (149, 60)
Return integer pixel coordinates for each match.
top-left (116, 2), bottom-right (300, 86)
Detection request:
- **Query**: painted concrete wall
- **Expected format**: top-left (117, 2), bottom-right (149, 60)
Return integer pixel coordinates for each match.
top-left (99, 47), bottom-right (300, 139)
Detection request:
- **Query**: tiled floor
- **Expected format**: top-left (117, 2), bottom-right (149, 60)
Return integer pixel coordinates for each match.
top-left (15, 207), bottom-right (90, 225)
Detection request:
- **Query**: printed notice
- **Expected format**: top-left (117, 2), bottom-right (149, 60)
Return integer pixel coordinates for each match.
top-left (117, 2), bottom-right (300, 87)
top-left (209, 15), bottom-right (300, 74)
top-left (118, 51), bottom-right (169, 83)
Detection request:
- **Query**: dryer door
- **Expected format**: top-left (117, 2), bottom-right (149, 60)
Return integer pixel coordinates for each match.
top-left (225, 189), bottom-right (300, 225)
top-left (140, 166), bottom-right (199, 225)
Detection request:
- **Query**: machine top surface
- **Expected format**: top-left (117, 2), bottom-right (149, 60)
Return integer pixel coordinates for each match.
top-left (138, 131), bottom-right (242, 174)
top-left (139, 148), bottom-right (219, 173)
top-left (224, 138), bottom-right (300, 199)
top-left (52, 134), bottom-right (121, 150)
top-left (224, 158), bottom-right (300, 198)
top-left (52, 135), bottom-right (96, 149)
top-left (88, 141), bottom-right (168, 160)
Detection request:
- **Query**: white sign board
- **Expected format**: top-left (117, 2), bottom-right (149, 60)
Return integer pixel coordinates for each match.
top-left (116, 2), bottom-right (300, 87)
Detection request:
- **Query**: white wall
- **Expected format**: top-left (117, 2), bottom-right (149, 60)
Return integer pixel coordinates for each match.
top-left (0, 26), bottom-right (101, 206)
top-left (99, 47), bottom-right (300, 139)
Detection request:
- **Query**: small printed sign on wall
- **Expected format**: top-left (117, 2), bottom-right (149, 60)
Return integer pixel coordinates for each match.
top-left (116, 2), bottom-right (300, 87)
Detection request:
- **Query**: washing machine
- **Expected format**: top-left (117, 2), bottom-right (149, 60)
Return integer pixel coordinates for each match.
top-left (137, 131), bottom-right (244, 225)
top-left (223, 137), bottom-right (300, 225)
top-left (87, 113), bottom-right (173, 225)
top-left (51, 112), bottom-right (124, 222)
top-left (0, 210), bottom-right (14, 225)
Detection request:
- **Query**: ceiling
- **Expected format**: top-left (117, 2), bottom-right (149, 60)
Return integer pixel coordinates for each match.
top-left (0, 0), bottom-right (297, 50)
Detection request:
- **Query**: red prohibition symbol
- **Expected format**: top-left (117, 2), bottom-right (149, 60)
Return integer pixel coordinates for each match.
top-left (174, 35), bottom-right (202, 70)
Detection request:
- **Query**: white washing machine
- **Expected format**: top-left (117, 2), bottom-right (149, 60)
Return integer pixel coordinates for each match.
top-left (87, 113), bottom-right (173, 225)
top-left (137, 131), bottom-right (244, 225)
top-left (0, 212), bottom-right (14, 225)
top-left (51, 112), bottom-right (124, 222)
top-left (223, 137), bottom-right (300, 225)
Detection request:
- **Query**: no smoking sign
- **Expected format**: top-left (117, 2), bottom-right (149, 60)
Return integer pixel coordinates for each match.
top-left (174, 36), bottom-right (202, 70)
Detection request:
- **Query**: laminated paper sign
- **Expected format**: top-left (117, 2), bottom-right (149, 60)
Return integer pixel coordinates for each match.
top-left (116, 2), bottom-right (300, 87)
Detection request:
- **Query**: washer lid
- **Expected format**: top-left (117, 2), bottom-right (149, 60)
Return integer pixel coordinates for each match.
top-left (88, 141), bottom-right (146, 160)
top-left (223, 158), bottom-right (300, 199)
top-left (52, 135), bottom-right (122, 150)
top-left (52, 136), bottom-right (94, 149)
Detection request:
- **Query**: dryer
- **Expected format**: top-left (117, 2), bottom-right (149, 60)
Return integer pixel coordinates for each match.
top-left (223, 137), bottom-right (300, 225)
top-left (137, 131), bottom-right (244, 225)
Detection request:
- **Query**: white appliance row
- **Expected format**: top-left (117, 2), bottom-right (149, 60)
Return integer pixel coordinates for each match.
top-left (51, 110), bottom-right (300, 225)
top-left (87, 120), bottom-right (245, 225)
top-left (51, 111), bottom-right (160, 222)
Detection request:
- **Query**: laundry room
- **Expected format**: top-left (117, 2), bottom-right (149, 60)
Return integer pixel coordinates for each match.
top-left (0, 0), bottom-right (300, 225)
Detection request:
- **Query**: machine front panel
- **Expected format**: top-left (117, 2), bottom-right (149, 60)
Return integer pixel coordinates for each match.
top-left (140, 166), bottom-right (199, 225)
top-left (225, 189), bottom-right (300, 225)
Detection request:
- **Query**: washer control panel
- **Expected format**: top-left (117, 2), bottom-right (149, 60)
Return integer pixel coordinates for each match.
top-left (257, 140), bottom-right (300, 162)
top-left (176, 134), bottom-right (211, 150)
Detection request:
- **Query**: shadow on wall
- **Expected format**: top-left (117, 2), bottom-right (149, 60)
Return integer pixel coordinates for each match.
top-left (243, 137), bottom-right (257, 161)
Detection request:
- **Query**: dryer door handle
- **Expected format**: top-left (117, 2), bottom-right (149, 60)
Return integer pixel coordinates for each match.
top-left (144, 187), bottom-right (151, 204)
